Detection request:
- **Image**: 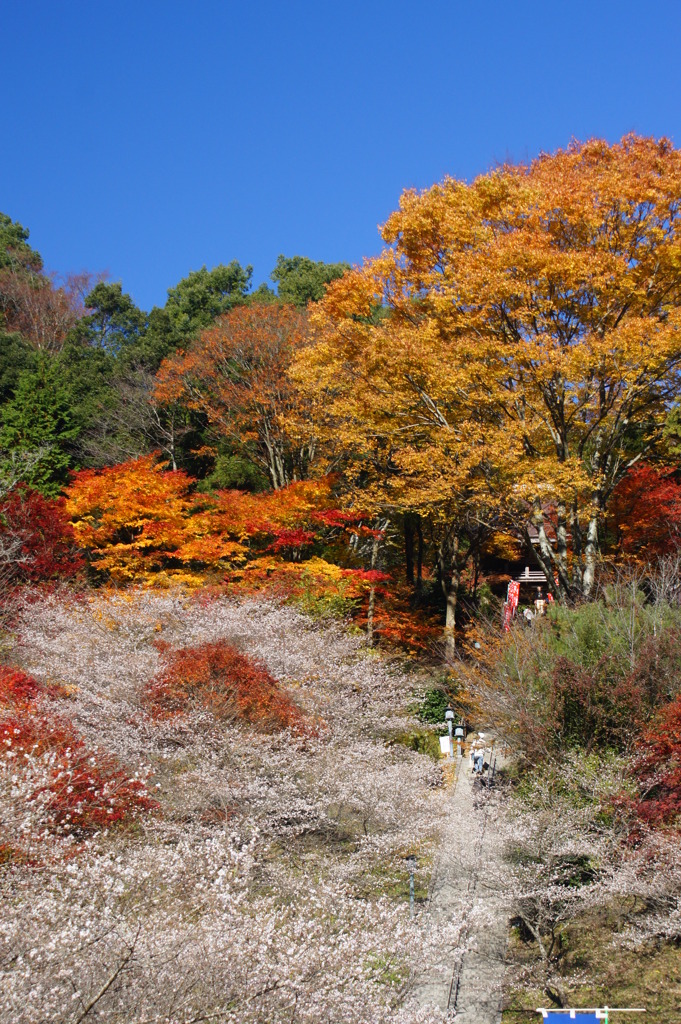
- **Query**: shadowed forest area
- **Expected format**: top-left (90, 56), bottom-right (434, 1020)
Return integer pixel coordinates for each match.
top-left (2, 135), bottom-right (681, 1022)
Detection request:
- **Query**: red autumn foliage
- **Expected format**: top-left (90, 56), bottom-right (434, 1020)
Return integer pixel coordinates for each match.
top-left (309, 509), bottom-right (362, 529)
top-left (154, 302), bottom-right (314, 491)
top-left (0, 486), bottom-right (84, 585)
top-left (0, 663), bottom-right (156, 838)
top-left (354, 583), bottom-right (441, 652)
top-left (610, 464), bottom-right (681, 558)
top-left (0, 665), bottom-right (47, 707)
top-left (1, 712), bottom-right (157, 834)
top-left (145, 640), bottom-right (308, 733)
top-left (631, 697), bottom-right (681, 827)
top-left (371, 605), bottom-right (441, 651)
top-left (268, 527), bottom-right (317, 555)
top-left (353, 569), bottom-right (391, 585)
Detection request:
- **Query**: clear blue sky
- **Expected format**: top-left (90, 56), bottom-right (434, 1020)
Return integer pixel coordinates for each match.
top-left (2, 1), bottom-right (680, 311)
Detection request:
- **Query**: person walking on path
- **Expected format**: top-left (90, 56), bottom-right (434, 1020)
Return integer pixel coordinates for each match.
top-left (471, 733), bottom-right (486, 774)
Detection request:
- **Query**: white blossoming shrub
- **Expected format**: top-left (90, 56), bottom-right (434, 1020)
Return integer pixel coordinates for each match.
top-left (1, 590), bottom-right (453, 1023)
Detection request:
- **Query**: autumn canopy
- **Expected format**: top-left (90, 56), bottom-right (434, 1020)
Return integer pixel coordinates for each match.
top-left (5, 134), bottom-right (681, 645)
top-left (295, 135), bottom-right (681, 632)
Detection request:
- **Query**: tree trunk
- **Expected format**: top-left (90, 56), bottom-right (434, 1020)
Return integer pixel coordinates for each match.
top-left (569, 502), bottom-right (584, 594)
top-left (580, 433), bottom-right (604, 598)
top-left (582, 504), bottom-right (601, 598)
top-left (168, 414), bottom-right (177, 472)
top-left (445, 565), bottom-right (459, 648)
top-left (555, 501), bottom-right (570, 598)
top-left (439, 534), bottom-right (461, 655)
top-left (416, 517), bottom-right (424, 595)
top-left (262, 417), bottom-right (289, 490)
top-left (404, 516), bottom-right (415, 586)
top-left (530, 504), bottom-right (560, 599)
top-left (366, 533), bottom-right (380, 646)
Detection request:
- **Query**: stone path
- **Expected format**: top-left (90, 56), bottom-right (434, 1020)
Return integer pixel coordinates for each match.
top-left (412, 753), bottom-right (509, 1022)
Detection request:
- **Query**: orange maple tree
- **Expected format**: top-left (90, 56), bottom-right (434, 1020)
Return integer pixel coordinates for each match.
top-left (65, 455), bottom-right (381, 600)
top-left (154, 302), bottom-right (316, 490)
top-left (296, 135), bottom-right (681, 607)
top-left (64, 455), bottom-right (201, 585)
top-left (65, 453), bottom-right (403, 645)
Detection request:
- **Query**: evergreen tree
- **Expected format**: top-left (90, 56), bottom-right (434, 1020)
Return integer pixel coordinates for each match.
top-left (0, 332), bottom-right (37, 404)
top-left (0, 357), bottom-right (81, 495)
top-left (69, 281), bottom-right (147, 354)
top-left (271, 255), bottom-right (349, 306)
top-left (0, 212), bottom-right (42, 271)
top-left (163, 262), bottom-right (253, 337)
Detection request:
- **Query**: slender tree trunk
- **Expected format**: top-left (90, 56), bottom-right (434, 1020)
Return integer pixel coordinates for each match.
top-left (570, 502), bottom-right (584, 594)
top-left (580, 433), bottom-right (605, 598)
top-left (445, 564), bottom-right (460, 655)
top-left (439, 534), bottom-right (461, 655)
top-left (555, 501), bottom-right (569, 595)
top-left (266, 448), bottom-right (289, 490)
top-left (263, 436), bottom-right (280, 490)
top-left (404, 516), bottom-right (415, 586)
top-left (582, 502), bottom-right (601, 598)
top-left (416, 516), bottom-right (424, 596)
top-left (262, 417), bottom-right (289, 490)
top-left (273, 437), bottom-right (289, 490)
top-left (366, 533), bottom-right (380, 646)
top-left (446, 567), bottom-right (459, 629)
top-left (169, 414), bottom-right (177, 472)
top-left (530, 504), bottom-right (560, 599)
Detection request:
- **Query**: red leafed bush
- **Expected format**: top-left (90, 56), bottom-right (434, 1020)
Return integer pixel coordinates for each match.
top-left (0, 665), bottom-right (47, 707)
top-left (309, 509), bottom-right (361, 529)
top-left (145, 640), bottom-right (307, 732)
top-left (268, 527), bottom-right (317, 554)
top-left (1, 712), bottom-right (157, 835)
top-left (0, 486), bottom-right (84, 585)
top-left (631, 697), bottom-right (681, 827)
top-left (0, 662), bottom-right (157, 840)
top-left (352, 569), bottom-right (391, 585)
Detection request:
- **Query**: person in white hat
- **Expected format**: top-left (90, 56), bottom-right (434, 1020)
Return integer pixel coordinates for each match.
top-left (470, 735), bottom-right (485, 774)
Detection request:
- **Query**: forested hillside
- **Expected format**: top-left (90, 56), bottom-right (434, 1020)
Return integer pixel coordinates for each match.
top-left (2, 134), bottom-right (681, 1022)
